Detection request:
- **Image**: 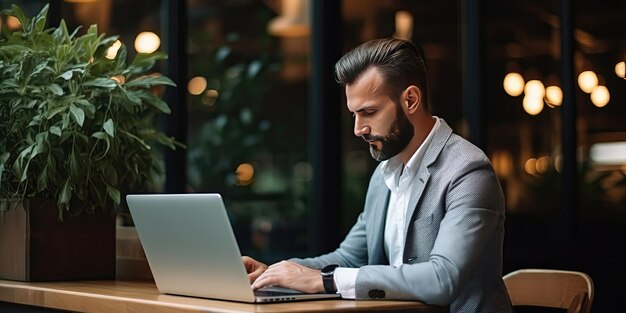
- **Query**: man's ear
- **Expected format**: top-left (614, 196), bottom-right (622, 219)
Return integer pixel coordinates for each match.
top-left (404, 85), bottom-right (421, 114)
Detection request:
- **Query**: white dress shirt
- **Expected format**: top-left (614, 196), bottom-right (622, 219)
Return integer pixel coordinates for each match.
top-left (334, 117), bottom-right (440, 298)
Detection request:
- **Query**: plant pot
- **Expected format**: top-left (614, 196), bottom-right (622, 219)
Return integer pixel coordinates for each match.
top-left (0, 199), bottom-right (116, 281)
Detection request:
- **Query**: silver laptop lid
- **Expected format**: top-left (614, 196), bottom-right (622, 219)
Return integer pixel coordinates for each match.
top-left (127, 193), bottom-right (256, 302)
top-left (126, 193), bottom-right (341, 303)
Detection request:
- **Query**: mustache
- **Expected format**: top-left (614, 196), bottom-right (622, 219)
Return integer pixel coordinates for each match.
top-left (362, 134), bottom-right (385, 142)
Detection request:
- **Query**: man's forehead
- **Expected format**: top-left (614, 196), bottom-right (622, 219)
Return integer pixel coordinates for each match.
top-left (347, 67), bottom-right (390, 97)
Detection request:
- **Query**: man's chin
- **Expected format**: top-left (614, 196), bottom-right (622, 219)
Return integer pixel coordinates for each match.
top-left (369, 147), bottom-right (388, 162)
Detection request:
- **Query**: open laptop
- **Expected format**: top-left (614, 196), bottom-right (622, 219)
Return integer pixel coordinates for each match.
top-left (126, 193), bottom-right (341, 303)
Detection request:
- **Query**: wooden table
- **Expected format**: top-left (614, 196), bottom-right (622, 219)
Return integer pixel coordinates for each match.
top-left (0, 280), bottom-right (447, 313)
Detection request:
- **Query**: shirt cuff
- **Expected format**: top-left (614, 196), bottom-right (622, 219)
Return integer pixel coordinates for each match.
top-left (334, 267), bottom-right (359, 299)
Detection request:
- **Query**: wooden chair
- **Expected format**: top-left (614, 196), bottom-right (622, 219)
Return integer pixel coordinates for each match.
top-left (503, 269), bottom-right (594, 313)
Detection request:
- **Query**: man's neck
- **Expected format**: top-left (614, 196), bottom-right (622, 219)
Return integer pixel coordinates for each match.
top-left (398, 116), bottom-right (436, 165)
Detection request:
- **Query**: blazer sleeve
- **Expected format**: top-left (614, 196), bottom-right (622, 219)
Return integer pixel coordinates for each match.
top-left (291, 211), bottom-right (369, 269)
top-left (355, 159), bottom-right (505, 305)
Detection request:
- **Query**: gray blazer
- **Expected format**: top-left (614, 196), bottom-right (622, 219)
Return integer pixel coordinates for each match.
top-left (293, 119), bottom-right (513, 313)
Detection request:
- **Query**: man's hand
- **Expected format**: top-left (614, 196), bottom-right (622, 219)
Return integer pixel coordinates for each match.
top-left (251, 260), bottom-right (324, 293)
top-left (242, 256), bottom-right (268, 283)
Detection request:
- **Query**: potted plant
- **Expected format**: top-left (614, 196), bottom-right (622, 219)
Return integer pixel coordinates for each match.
top-left (0, 4), bottom-right (182, 281)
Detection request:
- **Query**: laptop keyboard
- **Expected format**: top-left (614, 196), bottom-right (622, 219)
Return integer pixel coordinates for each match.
top-left (254, 286), bottom-right (304, 296)
top-left (254, 289), bottom-right (299, 297)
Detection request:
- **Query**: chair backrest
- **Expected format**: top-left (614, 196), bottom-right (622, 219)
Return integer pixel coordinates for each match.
top-left (503, 269), bottom-right (594, 313)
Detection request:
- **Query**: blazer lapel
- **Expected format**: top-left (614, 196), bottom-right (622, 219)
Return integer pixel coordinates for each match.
top-left (368, 184), bottom-right (390, 265)
top-left (403, 119), bottom-right (453, 236)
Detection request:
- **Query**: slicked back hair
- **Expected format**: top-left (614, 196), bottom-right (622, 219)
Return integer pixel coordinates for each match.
top-left (335, 38), bottom-right (430, 112)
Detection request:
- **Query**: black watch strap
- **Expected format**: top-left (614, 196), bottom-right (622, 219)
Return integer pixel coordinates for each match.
top-left (321, 264), bottom-right (339, 294)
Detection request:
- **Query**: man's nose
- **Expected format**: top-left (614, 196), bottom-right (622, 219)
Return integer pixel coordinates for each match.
top-left (354, 119), bottom-right (370, 137)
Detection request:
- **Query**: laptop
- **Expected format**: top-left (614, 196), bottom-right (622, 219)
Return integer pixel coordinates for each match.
top-left (126, 193), bottom-right (341, 303)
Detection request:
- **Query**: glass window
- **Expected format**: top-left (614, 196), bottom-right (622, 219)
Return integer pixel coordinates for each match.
top-left (185, 0), bottom-right (310, 262)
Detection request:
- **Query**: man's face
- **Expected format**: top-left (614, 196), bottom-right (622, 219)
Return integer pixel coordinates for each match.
top-left (346, 68), bottom-right (414, 161)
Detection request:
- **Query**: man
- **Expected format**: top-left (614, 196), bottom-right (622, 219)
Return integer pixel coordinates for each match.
top-left (243, 38), bottom-right (513, 312)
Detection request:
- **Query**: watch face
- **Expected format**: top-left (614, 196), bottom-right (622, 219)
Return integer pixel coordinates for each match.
top-left (321, 264), bottom-right (339, 275)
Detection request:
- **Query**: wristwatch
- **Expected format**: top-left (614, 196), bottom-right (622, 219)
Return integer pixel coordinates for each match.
top-left (321, 264), bottom-right (339, 294)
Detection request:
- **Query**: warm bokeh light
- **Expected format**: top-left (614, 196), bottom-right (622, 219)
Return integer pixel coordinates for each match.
top-left (522, 95), bottom-right (544, 115)
top-left (555, 155), bottom-right (563, 173)
top-left (491, 150), bottom-right (513, 179)
top-left (577, 70), bottom-right (598, 93)
top-left (524, 80), bottom-right (545, 99)
top-left (524, 158), bottom-right (538, 175)
top-left (394, 11), bottom-right (413, 41)
top-left (545, 86), bottom-right (563, 107)
top-left (134, 31), bottom-right (161, 54)
top-left (590, 85), bottom-right (610, 107)
top-left (105, 40), bottom-right (122, 60)
top-left (7, 16), bottom-right (21, 30)
top-left (267, 0), bottom-right (309, 37)
top-left (236, 163), bottom-right (255, 185)
top-left (615, 61), bottom-right (625, 79)
top-left (503, 72), bottom-right (525, 97)
top-left (536, 156), bottom-right (550, 174)
top-left (187, 76), bottom-right (207, 95)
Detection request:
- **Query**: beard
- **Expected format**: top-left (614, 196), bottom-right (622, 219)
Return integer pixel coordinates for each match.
top-left (362, 107), bottom-right (414, 161)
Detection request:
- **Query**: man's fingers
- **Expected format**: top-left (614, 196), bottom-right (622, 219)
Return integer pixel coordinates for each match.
top-left (248, 266), bottom-right (266, 283)
top-left (251, 273), bottom-right (278, 290)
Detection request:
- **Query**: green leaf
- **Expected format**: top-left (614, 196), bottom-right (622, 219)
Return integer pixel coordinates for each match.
top-left (139, 92), bottom-right (171, 114)
top-left (46, 106), bottom-right (67, 120)
top-left (0, 152), bottom-right (9, 191)
top-left (69, 104), bottom-right (85, 126)
top-left (14, 143), bottom-right (40, 182)
top-left (30, 60), bottom-right (49, 78)
top-left (0, 152), bottom-right (9, 164)
top-left (125, 75), bottom-right (176, 88)
top-left (103, 119), bottom-right (115, 137)
top-left (92, 131), bottom-right (111, 158)
top-left (36, 166), bottom-right (48, 192)
top-left (94, 35), bottom-right (120, 58)
top-left (82, 78), bottom-right (117, 88)
top-left (87, 24), bottom-right (98, 36)
top-left (58, 70), bottom-right (73, 80)
top-left (59, 178), bottom-right (72, 205)
top-left (49, 126), bottom-right (62, 137)
top-left (120, 88), bottom-right (142, 105)
top-left (119, 130), bottom-right (151, 150)
top-left (68, 24), bottom-right (83, 40)
top-left (51, 19), bottom-right (70, 44)
top-left (92, 131), bottom-right (108, 140)
top-left (62, 114), bottom-right (70, 130)
top-left (8, 5), bottom-right (30, 32)
top-left (106, 185), bottom-right (121, 205)
top-left (129, 52), bottom-right (167, 73)
top-left (69, 152), bottom-right (81, 181)
top-left (48, 83), bottom-right (63, 95)
top-left (32, 3), bottom-right (49, 33)
top-left (0, 79), bottom-right (19, 89)
top-left (76, 99), bottom-right (96, 118)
